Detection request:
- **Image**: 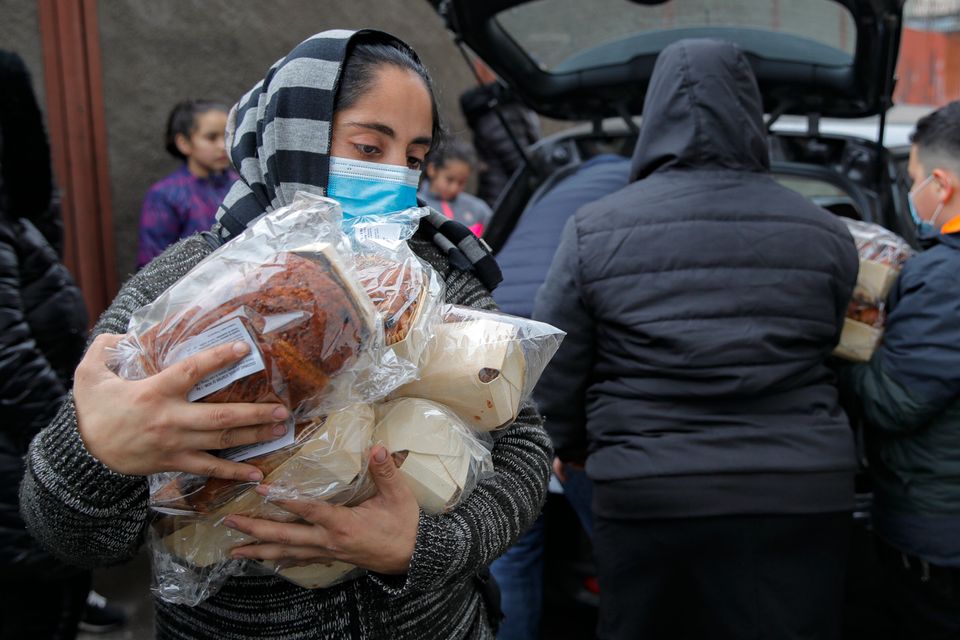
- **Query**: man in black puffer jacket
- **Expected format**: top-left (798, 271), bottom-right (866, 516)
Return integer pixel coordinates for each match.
top-left (534, 39), bottom-right (859, 639)
top-left (459, 60), bottom-right (540, 207)
top-left (0, 49), bottom-right (91, 639)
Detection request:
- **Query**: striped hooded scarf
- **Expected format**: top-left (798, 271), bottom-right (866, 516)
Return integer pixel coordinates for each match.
top-left (212, 29), bottom-right (501, 290)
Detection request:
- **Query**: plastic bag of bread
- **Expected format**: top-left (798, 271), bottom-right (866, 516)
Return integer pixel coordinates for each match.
top-left (390, 305), bottom-right (565, 431)
top-left (372, 398), bottom-right (493, 514)
top-left (834, 220), bottom-right (914, 362)
top-left (111, 192), bottom-right (387, 419)
top-left (150, 405), bottom-right (376, 605)
top-left (346, 207), bottom-right (444, 394)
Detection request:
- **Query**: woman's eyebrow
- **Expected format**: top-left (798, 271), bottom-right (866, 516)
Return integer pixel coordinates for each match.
top-left (345, 121), bottom-right (431, 147)
top-left (345, 121), bottom-right (394, 137)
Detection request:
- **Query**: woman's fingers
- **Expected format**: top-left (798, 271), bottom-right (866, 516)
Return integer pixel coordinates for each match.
top-left (180, 422), bottom-right (289, 452)
top-left (224, 515), bottom-right (330, 550)
top-left (175, 452), bottom-right (267, 483)
top-left (230, 543), bottom-right (336, 564)
top-left (158, 341), bottom-right (252, 396)
top-left (257, 489), bottom-right (345, 528)
top-left (179, 401), bottom-right (288, 433)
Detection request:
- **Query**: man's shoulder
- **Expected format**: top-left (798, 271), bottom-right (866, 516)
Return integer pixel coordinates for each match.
top-left (901, 242), bottom-right (960, 285)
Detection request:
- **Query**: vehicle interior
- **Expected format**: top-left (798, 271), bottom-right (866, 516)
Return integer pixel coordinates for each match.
top-left (483, 119), bottom-right (915, 254)
top-left (429, 0), bottom-right (912, 251)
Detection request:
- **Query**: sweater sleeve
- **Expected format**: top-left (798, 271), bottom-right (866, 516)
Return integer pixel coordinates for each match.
top-left (368, 258), bottom-right (553, 595)
top-left (20, 238), bottom-right (210, 568)
top-left (531, 218), bottom-right (594, 461)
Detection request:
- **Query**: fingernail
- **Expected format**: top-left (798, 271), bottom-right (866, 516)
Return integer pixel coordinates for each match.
top-left (272, 406), bottom-right (288, 420)
top-left (248, 471), bottom-right (263, 482)
top-left (223, 518), bottom-right (237, 529)
top-left (232, 341), bottom-right (249, 355)
top-left (373, 447), bottom-right (387, 463)
top-left (255, 484), bottom-right (270, 496)
top-left (272, 423), bottom-right (286, 436)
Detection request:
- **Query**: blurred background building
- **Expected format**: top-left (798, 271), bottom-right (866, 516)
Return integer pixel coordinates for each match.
top-left (897, 0), bottom-right (960, 105)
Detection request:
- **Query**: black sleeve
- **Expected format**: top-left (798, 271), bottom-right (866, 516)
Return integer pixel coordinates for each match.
top-left (0, 225), bottom-right (66, 450)
top-left (532, 218), bottom-right (594, 461)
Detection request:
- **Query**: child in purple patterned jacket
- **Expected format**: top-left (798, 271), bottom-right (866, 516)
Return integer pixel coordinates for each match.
top-left (136, 100), bottom-right (237, 267)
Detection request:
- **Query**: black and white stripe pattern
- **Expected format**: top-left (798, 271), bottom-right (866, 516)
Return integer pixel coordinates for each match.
top-left (212, 28), bottom-right (502, 291)
top-left (214, 28), bottom-right (361, 238)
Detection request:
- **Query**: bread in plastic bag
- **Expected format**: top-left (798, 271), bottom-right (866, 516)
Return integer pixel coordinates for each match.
top-left (834, 220), bottom-right (914, 362)
top-left (111, 193), bottom-right (385, 419)
top-left (150, 405), bottom-right (376, 605)
top-left (346, 208), bottom-right (445, 396)
top-left (391, 305), bottom-right (565, 431)
top-left (373, 397), bottom-right (493, 514)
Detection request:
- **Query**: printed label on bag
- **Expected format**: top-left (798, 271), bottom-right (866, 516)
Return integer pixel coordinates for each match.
top-left (165, 317), bottom-right (266, 402)
top-left (167, 317), bottom-right (294, 462)
top-left (354, 223), bottom-right (404, 244)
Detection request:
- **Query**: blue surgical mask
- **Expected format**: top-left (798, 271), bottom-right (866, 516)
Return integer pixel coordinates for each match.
top-left (908, 175), bottom-right (945, 238)
top-left (325, 156), bottom-right (420, 219)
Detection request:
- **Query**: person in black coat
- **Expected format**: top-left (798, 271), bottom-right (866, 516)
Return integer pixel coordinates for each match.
top-left (459, 60), bottom-right (540, 207)
top-left (0, 49), bottom-right (91, 639)
top-left (534, 39), bottom-right (859, 640)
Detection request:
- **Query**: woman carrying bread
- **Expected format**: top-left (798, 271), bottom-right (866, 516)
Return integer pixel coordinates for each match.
top-left (20, 30), bottom-right (551, 640)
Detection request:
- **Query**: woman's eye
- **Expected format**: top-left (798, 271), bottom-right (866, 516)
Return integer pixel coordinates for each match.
top-left (355, 144), bottom-right (380, 156)
top-left (407, 157), bottom-right (423, 170)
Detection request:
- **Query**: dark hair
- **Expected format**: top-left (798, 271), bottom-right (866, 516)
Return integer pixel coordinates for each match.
top-left (165, 99), bottom-right (228, 160)
top-left (0, 49), bottom-right (52, 222)
top-left (335, 37), bottom-right (444, 150)
top-left (426, 137), bottom-right (476, 170)
top-left (910, 101), bottom-right (960, 173)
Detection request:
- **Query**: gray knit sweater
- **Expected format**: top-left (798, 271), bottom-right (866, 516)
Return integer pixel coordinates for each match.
top-left (20, 233), bottom-right (552, 640)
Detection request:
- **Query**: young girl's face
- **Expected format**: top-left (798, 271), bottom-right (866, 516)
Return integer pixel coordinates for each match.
top-left (426, 159), bottom-right (470, 201)
top-left (330, 65), bottom-right (433, 171)
top-left (178, 109), bottom-right (230, 177)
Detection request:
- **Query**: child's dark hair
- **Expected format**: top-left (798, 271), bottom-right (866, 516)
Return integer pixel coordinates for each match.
top-left (336, 35), bottom-right (444, 149)
top-left (165, 99), bottom-right (228, 160)
top-left (426, 137), bottom-right (477, 170)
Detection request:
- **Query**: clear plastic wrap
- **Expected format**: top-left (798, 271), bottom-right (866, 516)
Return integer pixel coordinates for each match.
top-left (347, 207), bottom-right (444, 390)
top-left (150, 405), bottom-right (376, 605)
top-left (373, 397), bottom-right (494, 515)
top-left (834, 220), bottom-right (914, 362)
top-left (391, 305), bottom-right (565, 431)
top-left (127, 195), bottom-right (564, 605)
top-left (111, 193), bottom-right (386, 418)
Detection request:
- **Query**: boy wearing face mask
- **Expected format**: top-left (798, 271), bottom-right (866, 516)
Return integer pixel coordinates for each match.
top-left (840, 100), bottom-right (960, 639)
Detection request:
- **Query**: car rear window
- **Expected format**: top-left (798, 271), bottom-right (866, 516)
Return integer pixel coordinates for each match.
top-left (497, 0), bottom-right (857, 73)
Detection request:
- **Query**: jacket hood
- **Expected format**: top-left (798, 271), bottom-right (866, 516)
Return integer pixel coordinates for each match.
top-left (630, 39), bottom-right (770, 183)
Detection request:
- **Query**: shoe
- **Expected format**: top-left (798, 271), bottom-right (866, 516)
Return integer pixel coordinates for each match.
top-left (79, 590), bottom-right (128, 634)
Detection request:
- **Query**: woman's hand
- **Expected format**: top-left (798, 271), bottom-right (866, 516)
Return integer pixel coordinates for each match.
top-left (74, 333), bottom-right (289, 480)
top-left (225, 445), bottom-right (420, 575)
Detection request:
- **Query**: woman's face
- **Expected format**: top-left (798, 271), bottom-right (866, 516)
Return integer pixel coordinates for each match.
top-left (330, 65), bottom-right (433, 171)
